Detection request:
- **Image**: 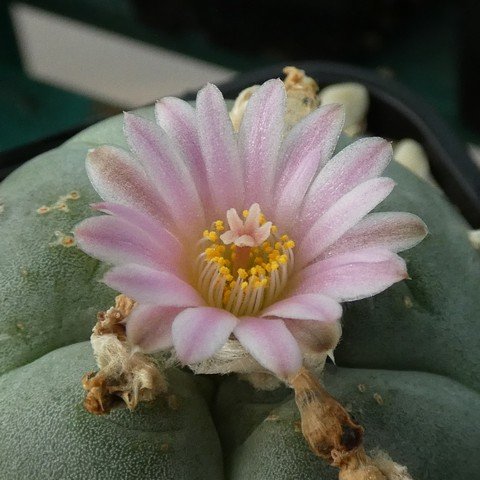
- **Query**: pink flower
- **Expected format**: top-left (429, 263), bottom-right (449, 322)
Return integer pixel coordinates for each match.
top-left (75, 79), bottom-right (427, 379)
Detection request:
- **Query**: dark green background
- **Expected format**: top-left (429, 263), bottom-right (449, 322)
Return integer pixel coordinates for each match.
top-left (1, 1), bottom-right (478, 153)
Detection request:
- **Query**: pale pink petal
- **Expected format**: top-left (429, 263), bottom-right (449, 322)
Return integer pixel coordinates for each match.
top-left (126, 305), bottom-right (179, 353)
top-left (75, 216), bottom-right (183, 273)
top-left (297, 177), bottom-right (396, 269)
top-left (284, 318), bottom-right (342, 354)
top-left (90, 202), bottom-right (184, 259)
top-left (103, 264), bottom-right (205, 307)
top-left (234, 317), bottom-right (302, 378)
top-left (172, 307), bottom-right (237, 364)
top-left (196, 83), bottom-right (243, 215)
top-left (291, 253), bottom-right (408, 301)
top-left (219, 230), bottom-right (237, 245)
top-left (238, 79), bottom-right (286, 209)
top-left (234, 234), bottom-right (256, 247)
top-left (299, 137), bottom-right (393, 230)
top-left (253, 221), bottom-right (272, 244)
top-left (298, 247), bottom-right (400, 281)
top-left (273, 104), bottom-right (344, 225)
top-left (154, 97), bottom-right (212, 210)
top-left (323, 212), bottom-right (428, 256)
top-left (244, 203), bottom-right (261, 230)
top-left (124, 113), bottom-right (205, 234)
top-left (86, 146), bottom-right (174, 228)
top-left (261, 294), bottom-right (342, 322)
top-left (226, 207), bottom-right (244, 232)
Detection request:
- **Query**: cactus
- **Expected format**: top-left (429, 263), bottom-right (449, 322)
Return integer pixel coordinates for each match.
top-left (1, 105), bottom-right (479, 479)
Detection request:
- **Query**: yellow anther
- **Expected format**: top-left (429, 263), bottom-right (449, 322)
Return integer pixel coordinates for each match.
top-left (270, 261), bottom-right (279, 271)
top-left (214, 220), bottom-right (224, 231)
top-left (237, 268), bottom-right (248, 279)
top-left (254, 256), bottom-right (264, 265)
top-left (281, 234), bottom-right (289, 241)
top-left (207, 231), bottom-right (218, 242)
top-left (255, 278), bottom-right (268, 288)
top-left (203, 230), bottom-right (210, 238)
top-left (256, 266), bottom-right (266, 276)
top-left (225, 274), bottom-right (233, 282)
top-left (242, 209), bottom-right (249, 218)
top-left (241, 281), bottom-right (248, 290)
top-left (274, 242), bottom-right (282, 250)
top-left (259, 213), bottom-right (266, 225)
top-left (219, 266), bottom-right (230, 276)
top-left (278, 254), bottom-right (288, 264)
top-left (284, 240), bottom-right (296, 249)
top-left (268, 250), bottom-right (280, 260)
top-left (271, 225), bottom-right (278, 233)
top-left (229, 280), bottom-right (237, 289)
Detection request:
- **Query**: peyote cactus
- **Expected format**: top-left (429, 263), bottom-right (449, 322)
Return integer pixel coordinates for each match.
top-left (1, 71), bottom-right (480, 480)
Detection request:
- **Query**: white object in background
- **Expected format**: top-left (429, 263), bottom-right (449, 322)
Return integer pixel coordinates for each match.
top-left (393, 138), bottom-right (436, 185)
top-left (10, 3), bottom-right (235, 108)
top-left (468, 230), bottom-right (480, 250)
top-left (319, 82), bottom-right (369, 136)
top-left (468, 143), bottom-right (480, 171)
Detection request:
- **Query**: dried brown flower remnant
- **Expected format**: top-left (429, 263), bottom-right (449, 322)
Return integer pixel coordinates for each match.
top-left (229, 65), bottom-right (320, 132)
top-left (83, 294), bottom-right (167, 415)
top-left (283, 66), bottom-right (321, 128)
top-left (288, 367), bottom-right (411, 480)
top-left (289, 367), bottom-right (364, 461)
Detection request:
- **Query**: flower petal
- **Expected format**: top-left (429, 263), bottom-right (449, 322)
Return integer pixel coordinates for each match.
top-left (234, 317), bottom-right (302, 378)
top-left (323, 212), bottom-right (428, 256)
top-left (196, 83), bottom-right (244, 215)
top-left (86, 145), bottom-right (173, 228)
top-left (262, 294), bottom-right (342, 322)
top-left (126, 305), bottom-right (179, 353)
top-left (297, 177), bottom-right (396, 268)
top-left (172, 307), bottom-right (237, 364)
top-left (274, 104), bottom-right (344, 225)
top-left (284, 318), bottom-right (342, 354)
top-left (299, 137), bottom-right (393, 231)
top-left (123, 113), bottom-right (205, 234)
top-left (292, 251), bottom-right (408, 301)
top-left (75, 215), bottom-right (182, 273)
top-left (103, 264), bottom-right (205, 307)
top-left (154, 97), bottom-right (211, 208)
top-left (298, 247), bottom-right (401, 280)
top-left (90, 202), bottom-right (183, 258)
top-left (238, 79), bottom-right (286, 209)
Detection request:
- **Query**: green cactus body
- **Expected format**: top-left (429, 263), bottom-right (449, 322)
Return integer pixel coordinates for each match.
top-left (0, 107), bottom-right (479, 479)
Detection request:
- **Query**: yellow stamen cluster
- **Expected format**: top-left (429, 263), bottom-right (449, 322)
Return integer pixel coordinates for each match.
top-left (197, 216), bottom-right (295, 316)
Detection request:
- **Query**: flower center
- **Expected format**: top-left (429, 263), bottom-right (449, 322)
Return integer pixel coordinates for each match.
top-left (195, 203), bottom-right (295, 316)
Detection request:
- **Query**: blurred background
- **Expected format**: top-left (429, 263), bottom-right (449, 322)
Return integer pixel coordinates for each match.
top-left (1, 0), bottom-right (480, 213)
